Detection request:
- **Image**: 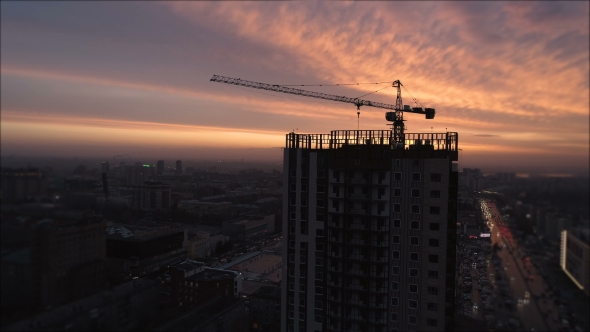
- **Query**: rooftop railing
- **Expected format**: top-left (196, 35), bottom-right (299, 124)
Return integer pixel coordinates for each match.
top-left (286, 131), bottom-right (458, 151)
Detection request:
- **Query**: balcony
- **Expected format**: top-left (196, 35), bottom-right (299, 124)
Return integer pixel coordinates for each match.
top-left (347, 178), bottom-right (367, 184)
top-left (328, 251), bottom-right (343, 258)
top-left (348, 193), bottom-right (368, 199)
top-left (347, 239), bottom-right (368, 246)
top-left (369, 302), bottom-right (387, 309)
top-left (370, 240), bottom-right (388, 247)
top-left (349, 223), bottom-right (369, 231)
top-left (369, 272), bottom-right (388, 278)
top-left (330, 237), bottom-right (343, 243)
top-left (328, 266), bottom-right (343, 273)
top-left (347, 269), bottom-right (367, 277)
top-left (369, 256), bottom-right (389, 263)
top-left (346, 255), bottom-right (367, 262)
top-left (347, 208), bottom-right (367, 215)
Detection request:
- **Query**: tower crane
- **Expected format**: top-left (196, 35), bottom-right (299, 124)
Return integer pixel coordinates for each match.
top-left (210, 75), bottom-right (435, 148)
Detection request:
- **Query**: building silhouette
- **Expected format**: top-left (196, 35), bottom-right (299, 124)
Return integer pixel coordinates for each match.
top-left (281, 130), bottom-right (458, 332)
top-left (157, 160), bottom-right (165, 175)
top-left (176, 160), bottom-right (183, 175)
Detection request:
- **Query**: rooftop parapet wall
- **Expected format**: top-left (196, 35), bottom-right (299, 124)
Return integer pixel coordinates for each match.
top-left (285, 130), bottom-right (458, 151)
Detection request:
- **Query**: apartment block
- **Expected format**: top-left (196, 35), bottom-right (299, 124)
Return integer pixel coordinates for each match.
top-left (281, 130), bottom-right (458, 332)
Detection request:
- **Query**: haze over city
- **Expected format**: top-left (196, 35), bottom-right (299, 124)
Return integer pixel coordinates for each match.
top-left (1, 1), bottom-right (588, 176)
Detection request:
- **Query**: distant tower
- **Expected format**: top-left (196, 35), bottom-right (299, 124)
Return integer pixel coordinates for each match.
top-left (176, 160), bottom-right (183, 175)
top-left (157, 160), bottom-right (165, 175)
top-left (101, 162), bottom-right (110, 173)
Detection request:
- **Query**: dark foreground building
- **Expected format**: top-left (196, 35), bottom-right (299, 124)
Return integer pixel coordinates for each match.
top-left (281, 130), bottom-right (458, 332)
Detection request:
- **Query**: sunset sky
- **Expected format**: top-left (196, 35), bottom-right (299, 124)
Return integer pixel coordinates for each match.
top-left (1, 1), bottom-right (588, 175)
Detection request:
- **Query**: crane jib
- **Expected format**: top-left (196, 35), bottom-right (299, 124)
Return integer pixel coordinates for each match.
top-left (210, 75), bottom-right (434, 118)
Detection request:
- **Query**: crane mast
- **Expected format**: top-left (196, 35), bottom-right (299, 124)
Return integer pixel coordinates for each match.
top-left (210, 75), bottom-right (435, 148)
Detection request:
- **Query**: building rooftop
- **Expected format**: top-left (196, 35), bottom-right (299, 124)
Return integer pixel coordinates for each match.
top-left (187, 268), bottom-right (238, 282)
top-left (251, 285), bottom-right (281, 300)
top-left (285, 131), bottom-right (458, 151)
top-left (105, 223), bottom-right (183, 242)
top-left (173, 260), bottom-right (206, 272)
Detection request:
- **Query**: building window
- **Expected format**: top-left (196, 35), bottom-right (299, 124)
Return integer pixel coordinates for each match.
top-left (318, 170), bottom-right (325, 178)
top-left (430, 223), bottom-right (440, 231)
top-left (315, 271), bottom-right (323, 280)
top-left (315, 257), bottom-right (324, 266)
top-left (409, 315), bottom-right (417, 325)
top-left (302, 184), bottom-right (307, 192)
top-left (409, 299), bottom-right (418, 309)
top-left (355, 159), bottom-right (361, 165)
top-left (300, 298), bottom-right (306, 306)
top-left (300, 242), bottom-right (308, 250)
top-left (394, 172), bottom-right (402, 181)
top-left (300, 284), bottom-right (306, 292)
top-left (411, 220), bottom-right (420, 230)
top-left (431, 173), bottom-right (442, 182)
top-left (289, 240), bottom-right (295, 248)
top-left (392, 251), bottom-right (400, 260)
top-left (392, 266), bottom-right (400, 275)
top-left (315, 301), bottom-right (323, 309)
top-left (427, 318), bottom-right (438, 327)
top-left (427, 302), bottom-right (438, 311)
top-left (317, 214), bottom-right (325, 221)
top-left (290, 198), bottom-right (296, 206)
top-left (317, 185), bottom-right (325, 193)
top-left (429, 239), bottom-right (439, 247)
top-left (410, 236), bottom-right (419, 246)
top-left (410, 252), bottom-right (419, 262)
top-left (429, 254), bottom-right (439, 263)
top-left (290, 169), bottom-right (297, 177)
top-left (412, 173), bottom-right (421, 182)
top-left (394, 188), bottom-right (401, 197)
top-left (290, 183), bottom-right (296, 192)
top-left (427, 286), bottom-right (438, 295)
top-left (299, 312), bottom-right (305, 321)
top-left (393, 219), bottom-right (401, 228)
top-left (316, 243), bottom-right (324, 252)
top-left (430, 206), bottom-right (440, 214)
top-left (411, 205), bottom-right (420, 214)
top-left (332, 200), bottom-right (339, 209)
top-left (428, 270), bottom-right (439, 279)
top-left (411, 189), bottom-right (420, 197)
top-left (396, 159), bottom-right (401, 166)
top-left (409, 284), bottom-right (418, 293)
top-left (392, 281), bottom-right (399, 290)
top-left (289, 283), bottom-right (294, 291)
top-left (392, 235), bottom-right (400, 244)
top-left (316, 229), bottom-right (324, 237)
top-left (290, 226), bottom-right (295, 234)
top-left (394, 204), bottom-right (401, 213)
top-left (302, 169), bottom-right (308, 178)
top-left (391, 297), bottom-right (399, 306)
top-left (319, 158), bottom-right (324, 165)
top-left (409, 268), bottom-right (418, 278)
top-left (315, 286), bottom-right (324, 295)
top-left (391, 312), bottom-right (398, 322)
top-left (315, 315), bottom-right (323, 323)
top-left (430, 190), bottom-right (440, 198)
top-left (301, 198), bottom-right (308, 207)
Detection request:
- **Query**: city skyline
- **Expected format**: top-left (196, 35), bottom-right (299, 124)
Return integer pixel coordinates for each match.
top-left (1, 1), bottom-right (589, 176)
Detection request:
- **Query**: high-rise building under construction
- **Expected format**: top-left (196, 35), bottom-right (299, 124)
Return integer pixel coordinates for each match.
top-left (281, 130), bottom-right (458, 332)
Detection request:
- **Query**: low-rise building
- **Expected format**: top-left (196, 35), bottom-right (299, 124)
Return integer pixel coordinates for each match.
top-left (223, 214), bottom-right (274, 242)
top-left (105, 223), bottom-right (186, 277)
top-left (249, 286), bottom-right (281, 332)
top-left (169, 260), bottom-right (243, 308)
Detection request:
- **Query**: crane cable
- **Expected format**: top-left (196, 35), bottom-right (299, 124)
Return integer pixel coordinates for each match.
top-left (401, 85), bottom-right (424, 108)
top-left (353, 85), bottom-right (392, 100)
top-left (273, 81), bottom-right (392, 87)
